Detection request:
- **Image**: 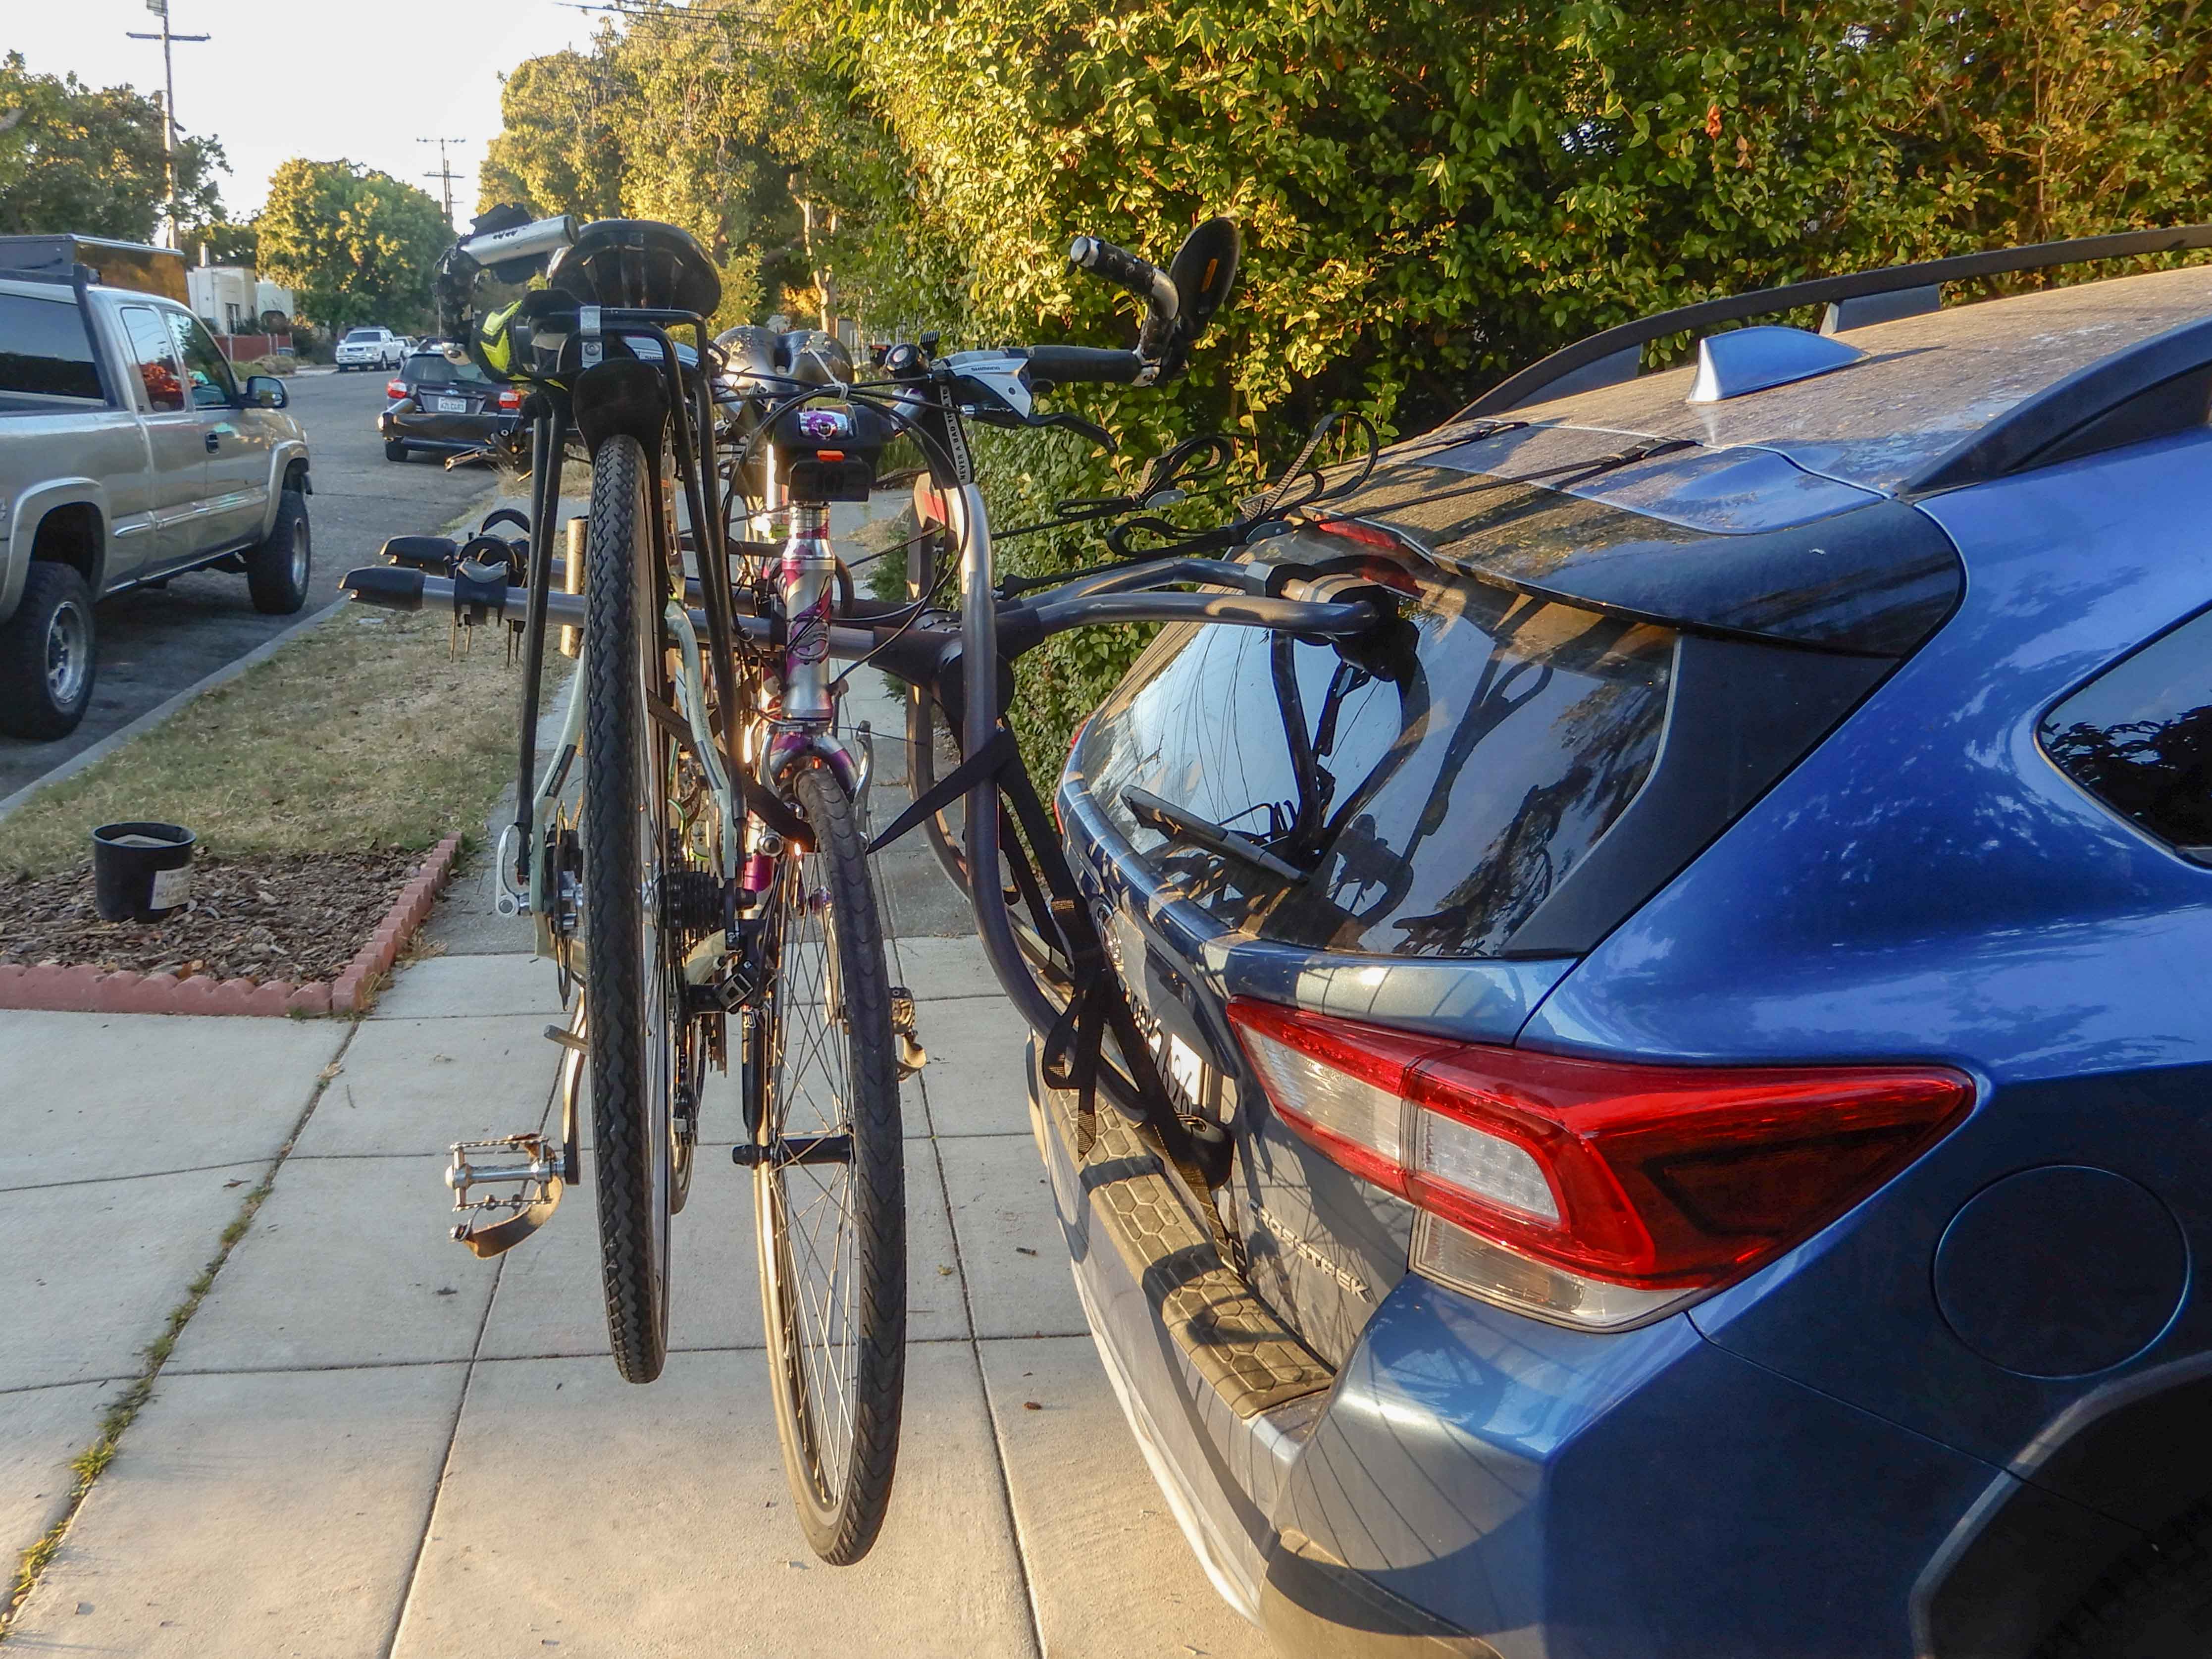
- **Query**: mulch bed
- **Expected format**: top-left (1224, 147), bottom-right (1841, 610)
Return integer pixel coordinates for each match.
top-left (0, 850), bottom-right (420, 985)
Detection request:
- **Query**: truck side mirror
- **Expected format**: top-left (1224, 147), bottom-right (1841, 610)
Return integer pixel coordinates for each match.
top-left (244, 375), bottom-right (288, 410)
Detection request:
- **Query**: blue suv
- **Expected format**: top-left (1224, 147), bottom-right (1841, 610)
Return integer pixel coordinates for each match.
top-left (1031, 230), bottom-right (2212, 1657)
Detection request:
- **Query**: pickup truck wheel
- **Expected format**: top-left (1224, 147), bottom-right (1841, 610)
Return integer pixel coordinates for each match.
top-left (0, 563), bottom-right (97, 740)
top-left (246, 489), bottom-right (312, 615)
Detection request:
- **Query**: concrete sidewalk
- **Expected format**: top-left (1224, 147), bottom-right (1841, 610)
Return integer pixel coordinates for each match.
top-left (0, 673), bottom-right (1275, 1656)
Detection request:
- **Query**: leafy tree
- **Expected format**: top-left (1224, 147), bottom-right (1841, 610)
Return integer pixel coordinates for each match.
top-left (255, 158), bottom-right (453, 333)
top-left (479, 47), bottom-right (630, 223)
top-left (0, 52), bottom-right (227, 242)
top-left (197, 218), bottom-right (257, 266)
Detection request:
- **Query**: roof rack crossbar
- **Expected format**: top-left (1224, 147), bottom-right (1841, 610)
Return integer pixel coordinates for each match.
top-left (1461, 223), bottom-right (2212, 418)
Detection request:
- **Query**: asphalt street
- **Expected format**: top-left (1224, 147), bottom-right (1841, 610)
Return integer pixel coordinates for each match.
top-left (0, 368), bottom-right (501, 804)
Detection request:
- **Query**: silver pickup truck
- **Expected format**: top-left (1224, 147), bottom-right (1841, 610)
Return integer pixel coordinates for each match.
top-left (0, 264), bottom-right (312, 739)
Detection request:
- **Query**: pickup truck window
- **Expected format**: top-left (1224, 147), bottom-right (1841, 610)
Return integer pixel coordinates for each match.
top-left (345, 329), bottom-right (385, 342)
top-left (165, 309), bottom-right (237, 409)
top-left (119, 305), bottom-right (187, 413)
top-left (0, 292), bottom-right (103, 404)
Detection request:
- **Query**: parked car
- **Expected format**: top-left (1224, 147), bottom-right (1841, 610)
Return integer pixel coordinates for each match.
top-left (379, 350), bottom-right (521, 462)
top-left (0, 264), bottom-right (311, 738)
top-left (1039, 236), bottom-right (2212, 1658)
top-left (334, 325), bottom-right (405, 371)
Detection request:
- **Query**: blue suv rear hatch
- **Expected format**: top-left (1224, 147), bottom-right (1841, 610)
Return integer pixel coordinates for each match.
top-left (1060, 426), bottom-right (1973, 1359)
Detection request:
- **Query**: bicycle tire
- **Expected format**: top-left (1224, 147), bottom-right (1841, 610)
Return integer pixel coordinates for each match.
top-left (582, 431), bottom-right (679, 1385)
top-left (755, 756), bottom-right (905, 1563)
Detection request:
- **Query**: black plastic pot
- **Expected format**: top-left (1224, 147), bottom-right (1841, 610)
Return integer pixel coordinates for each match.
top-left (90, 822), bottom-right (197, 923)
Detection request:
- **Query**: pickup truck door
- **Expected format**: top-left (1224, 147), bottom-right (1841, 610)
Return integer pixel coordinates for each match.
top-left (165, 310), bottom-right (269, 553)
top-left (113, 303), bottom-right (205, 577)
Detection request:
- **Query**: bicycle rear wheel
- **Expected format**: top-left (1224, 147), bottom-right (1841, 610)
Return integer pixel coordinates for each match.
top-left (582, 432), bottom-right (679, 1385)
top-left (754, 756), bottom-right (905, 1563)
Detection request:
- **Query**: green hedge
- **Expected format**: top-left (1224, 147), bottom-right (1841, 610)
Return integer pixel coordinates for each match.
top-left (486, 0), bottom-right (2212, 757)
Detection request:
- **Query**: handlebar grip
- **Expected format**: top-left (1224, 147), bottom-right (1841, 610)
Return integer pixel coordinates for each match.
top-left (342, 565), bottom-right (426, 613)
top-left (459, 213), bottom-right (579, 267)
top-left (1021, 345), bottom-right (1144, 386)
top-left (1068, 235), bottom-right (1179, 360)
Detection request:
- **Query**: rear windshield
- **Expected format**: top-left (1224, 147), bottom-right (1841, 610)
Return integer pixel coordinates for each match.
top-left (1074, 543), bottom-right (1675, 957)
top-left (0, 292), bottom-right (103, 403)
top-left (404, 353), bottom-right (488, 383)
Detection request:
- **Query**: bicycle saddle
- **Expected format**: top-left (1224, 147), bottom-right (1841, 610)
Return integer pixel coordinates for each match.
top-left (717, 324), bottom-right (779, 380)
top-left (548, 219), bottom-right (721, 317)
top-left (776, 330), bottom-right (853, 385)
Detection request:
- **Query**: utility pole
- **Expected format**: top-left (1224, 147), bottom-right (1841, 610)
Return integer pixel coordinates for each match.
top-left (419, 138), bottom-right (468, 231)
top-left (125, 0), bottom-right (210, 251)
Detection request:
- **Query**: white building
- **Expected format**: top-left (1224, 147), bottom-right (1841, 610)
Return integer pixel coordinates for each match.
top-left (186, 259), bottom-right (294, 335)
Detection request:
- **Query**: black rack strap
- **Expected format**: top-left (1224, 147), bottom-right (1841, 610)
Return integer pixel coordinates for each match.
top-left (866, 709), bottom-right (1224, 1184)
top-left (864, 726), bottom-right (1017, 857)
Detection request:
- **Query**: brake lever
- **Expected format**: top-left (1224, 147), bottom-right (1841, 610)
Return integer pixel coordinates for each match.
top-left (1028, 410), bottom-right (1117, 453)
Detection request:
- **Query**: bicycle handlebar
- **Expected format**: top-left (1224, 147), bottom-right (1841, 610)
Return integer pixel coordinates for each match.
top-left (1020, 344), bottom-right (1145, 386)
top-left (1068, 235), bottom-right (1178, 362)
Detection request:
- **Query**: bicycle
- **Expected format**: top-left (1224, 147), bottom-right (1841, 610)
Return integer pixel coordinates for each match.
top-left (342, 207), bottom-right (1392, 1564)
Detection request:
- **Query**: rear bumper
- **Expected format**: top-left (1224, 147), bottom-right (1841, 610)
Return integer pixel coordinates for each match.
top-left (380, 409), bottom-right (514, 451)
top-left (1028, 1046), bottom-right (2006, 1659)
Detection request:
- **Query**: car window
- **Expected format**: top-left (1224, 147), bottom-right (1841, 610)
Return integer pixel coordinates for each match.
top-left (164, 310), bottom-right (237, 409)
top-left (405, 352), bottom-right (490, 384)
top-left (2041, 606), bottom-right (2212, 863)
top-left (118, 305), bottom-right (186, 413)
top-left (0, 292), bottom-right (104, 403)
top-left (346, 329), bottom-right (383, 341)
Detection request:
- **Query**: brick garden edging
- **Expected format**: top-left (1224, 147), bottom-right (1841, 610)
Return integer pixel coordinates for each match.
top-left (0, 833), bottom-right (463, 1019)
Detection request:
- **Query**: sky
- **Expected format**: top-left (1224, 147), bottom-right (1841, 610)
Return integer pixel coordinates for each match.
top-left (8, 0), bottom-right (614, 228)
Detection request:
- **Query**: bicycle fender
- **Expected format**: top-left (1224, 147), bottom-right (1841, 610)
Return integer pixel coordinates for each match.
top-left (571, 358), bottom-right (670, 458)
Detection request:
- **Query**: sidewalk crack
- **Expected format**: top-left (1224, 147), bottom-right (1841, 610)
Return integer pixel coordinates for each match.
top-left (927, 1131), bottom-right (1048, 1659)
top-left (0, 1024), bottom-right (363, 1642)
top-left (378, 1032), bottom-right (563, 1659)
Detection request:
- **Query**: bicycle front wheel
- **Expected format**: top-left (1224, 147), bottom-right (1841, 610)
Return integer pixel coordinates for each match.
top-left (582, 432), bottom-right (679, 1385)
top-left (754, 756), bottom-right (905, 1563)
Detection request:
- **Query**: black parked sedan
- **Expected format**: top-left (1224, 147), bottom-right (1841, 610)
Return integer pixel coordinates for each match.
top-left (379, 350), bottom-right (519, 463)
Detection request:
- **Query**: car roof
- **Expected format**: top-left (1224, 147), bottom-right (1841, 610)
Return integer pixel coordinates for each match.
top-left (1487, 263), bottom-right (2212, 496)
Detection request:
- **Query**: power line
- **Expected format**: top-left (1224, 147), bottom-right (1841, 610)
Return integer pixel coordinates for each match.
top-left (125, 0), bottom-right (211, 251)
top-left (418, 137), bottom-right (469, 229)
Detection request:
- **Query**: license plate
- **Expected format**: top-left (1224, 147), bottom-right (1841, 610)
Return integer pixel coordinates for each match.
top-left (435, 396), bottom-right (467, 413)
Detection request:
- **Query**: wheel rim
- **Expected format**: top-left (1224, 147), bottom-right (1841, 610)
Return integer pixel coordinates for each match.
top-left (288, 519), bottom-right (309, 589)
top-left (44, 600), bottom-right (88, 709)
top-left (759, 795), bottom-right (862, 1508)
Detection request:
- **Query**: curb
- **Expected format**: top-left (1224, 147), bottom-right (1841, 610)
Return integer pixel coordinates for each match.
top-left (0, 594), bottom-right (353, 827)
top-left (0, 832), bottom-right (463, 1019)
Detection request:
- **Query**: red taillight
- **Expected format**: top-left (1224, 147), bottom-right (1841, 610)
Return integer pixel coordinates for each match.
top-left (1227, 999), bottom-right (1973, 1327)
top-left (386, 378), bottom-right (407, 398)
top-left (1054, 717), bottom-right (1090, 835)
top-left (1307, 516), bottom-right (1405, 553)
top-left (499, 388), bottom-right (522, 410)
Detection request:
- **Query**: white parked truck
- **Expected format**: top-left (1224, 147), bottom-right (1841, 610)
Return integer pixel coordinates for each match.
top-left (0, 261), bottom-right (312, 739)
top-left (334, 325), bottom-right (407, 370)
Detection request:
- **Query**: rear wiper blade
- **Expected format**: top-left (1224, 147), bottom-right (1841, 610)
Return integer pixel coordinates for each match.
top-left (1123, 788), bottom-right (1302, 882)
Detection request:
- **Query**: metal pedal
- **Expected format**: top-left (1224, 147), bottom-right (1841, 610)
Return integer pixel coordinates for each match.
top-left (446, 1132), bottom-right (564, 1259)
top-left (890, 985), bottom-right (927, 1078)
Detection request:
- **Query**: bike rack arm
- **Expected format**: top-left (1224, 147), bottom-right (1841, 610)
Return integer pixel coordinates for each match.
top-left (1022, 556), bottom-right (1271, 602)
top-left (339, 567), bottom-right (892, 663)
top-left (1020, 588), bottom-right (1384, 639)
top-left (949, 485), bottom-right (1071, 1042)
